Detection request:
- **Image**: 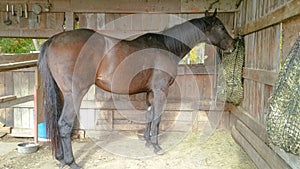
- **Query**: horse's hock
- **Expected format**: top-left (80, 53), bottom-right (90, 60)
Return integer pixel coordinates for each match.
top-left (0, 0), bottom-right (300, 169)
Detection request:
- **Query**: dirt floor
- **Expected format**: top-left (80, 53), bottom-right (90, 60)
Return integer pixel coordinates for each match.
top-left (0, 129), bottom-right (256, 169)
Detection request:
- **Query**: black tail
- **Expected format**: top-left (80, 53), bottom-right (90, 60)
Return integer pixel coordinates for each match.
top-left (38, 39), bottom-right (63, 155)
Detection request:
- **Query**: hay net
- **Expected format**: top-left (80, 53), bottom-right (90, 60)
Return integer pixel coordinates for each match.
top-left (266, 36), bottom-right (300, 156)
top-left (217, 37), bottom-right (245, 105)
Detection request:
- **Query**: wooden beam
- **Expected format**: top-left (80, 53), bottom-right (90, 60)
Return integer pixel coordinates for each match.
top-left (181, 0), bottom-right (240, 13)
top-left (11, 128), bottom-right (33, 137)
top-left (236, 120), bottom-right (291, 169)
top-left (243, 68), bottom-right (278, 86)
top-left (238, 0), bottom-right (300, 35)
top-left (65, 12), bottom-right (75, 31)
top-left (226, 103), bottom-right (266, 142)
top-left (0, 95), bottom-right (17, 103)
top-left (232, 125), bottom-right (271, 169)
top-left (0, 29), bottom-right (61, 38)
top-left (1, 0), bottom-right (239, 13)
top-left (0, 53), bottom-right (38, 64)
top-left (274, 146), bottom-right (300, 169)
top-left (0, 95), bottom-right (33, 109)
top-left (71, 0), bottom-right (181, 13)
top-left (0, 60), bottom-right (37, 72)
top-left (0, 126), bottom-right (11, 133)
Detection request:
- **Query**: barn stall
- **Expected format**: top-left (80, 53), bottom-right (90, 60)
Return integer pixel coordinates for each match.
top-left (0, 0), bottom-right (299, 168)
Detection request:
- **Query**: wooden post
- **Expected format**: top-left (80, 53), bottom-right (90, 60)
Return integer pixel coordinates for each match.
top-left (65, 12), bottom-right (75, 31)
top-left (34, 67), bottom-right (43, 143)
top-left (34, 68), bottom-right (39, 143)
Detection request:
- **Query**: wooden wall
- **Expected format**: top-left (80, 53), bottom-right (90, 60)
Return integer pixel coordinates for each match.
top-left (231, 0), bottom-right (300, 168)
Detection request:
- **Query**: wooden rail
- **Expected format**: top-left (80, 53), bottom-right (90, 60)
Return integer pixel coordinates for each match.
top-left (243, 68), bottom-right (278, 86)
top-left (0, 60), bottom-right (37, 72)
top-left (236, 0), bottom-right (300, 35)
top-left (0, 53), bottom-right (38, 72)
top-left (227, 103), bottom-right (292, 169)
top-left (0, 95), bottom-right (34, 109)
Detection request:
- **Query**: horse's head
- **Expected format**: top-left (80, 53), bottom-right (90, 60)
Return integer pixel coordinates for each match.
top-left (202, 9), bottom-right (234, 52)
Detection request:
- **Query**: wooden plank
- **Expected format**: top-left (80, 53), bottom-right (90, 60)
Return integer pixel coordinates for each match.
top-left (0, 53), bottom-right (38, 64)
top-left (0, 0), bottom-right (239, 13)
top-left (14, 108), bottom-right (22, 128)
top-left (78, 109), bottom-right (95, 130)
top-left (232, 125), bottom-right (271, 169)
top-left (181, 0), bottom-right (239, 13)
top-left (226, 104), bottom-right (266, 142)
top-left (274, 146), bottom-right (300, 169)
top-left (0, 95), bottom-right (33, 108)
top-left (236, 120), bottom-right (291, 169)
top-left (22, 108), bottom-right (31, 128)
top-left (282, 15), bottom-right (300, 60)
top-left (11, 128), bottom-right (33, 137)
top-left (0, 95), bottom-right (16, 103)
top-left (243, 67), bottom-right (278, 86)
top-left (65, 12), bottom-right (75, 31)
top-left (0, 126), bottom-right (11, 133)
top-left (0, 29), bottom-right (61, 38)
top-left (238, 0), bottom-right (300, 35)
top-left (0, 60), bottom-right (37, 72)
top-left (79, 100), bottom-right (226, 111)
top-left (71, 0), bottom-right (181, 13)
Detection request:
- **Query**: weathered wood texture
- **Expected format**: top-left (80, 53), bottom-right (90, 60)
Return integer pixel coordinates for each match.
top-left (0, 0), bottom-right (236, 38)
top-left (0, 0), bottom-right (240, 13)
top-left (0, 12), bottom-right (64, 38)
top-left (229, 104), bottom-right (291, 169)
top-left (237, 0), bottom-right (300, 36)
top-left (234, 0), bottom-right (300, 168)
top-left (237, 0), bottom-right (292, 124)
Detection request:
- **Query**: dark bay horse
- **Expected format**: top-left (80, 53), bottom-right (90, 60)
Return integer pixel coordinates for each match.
top-left (38, 10), bottom-right (234, 169)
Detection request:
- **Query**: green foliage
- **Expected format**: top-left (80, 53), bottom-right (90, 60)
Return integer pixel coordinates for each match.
top-left (0, 38), bottom-right (35, 54)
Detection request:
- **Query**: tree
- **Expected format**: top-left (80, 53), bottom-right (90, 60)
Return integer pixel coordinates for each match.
top-left (0, 38), bottom-right (40, 54)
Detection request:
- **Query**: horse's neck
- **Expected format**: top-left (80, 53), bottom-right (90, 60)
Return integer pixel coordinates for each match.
top-left (162, 20), bottom-right (207, 62)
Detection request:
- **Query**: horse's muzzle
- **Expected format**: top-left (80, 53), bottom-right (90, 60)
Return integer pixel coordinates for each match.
top-left (222, 39), bottom-right (235, 53)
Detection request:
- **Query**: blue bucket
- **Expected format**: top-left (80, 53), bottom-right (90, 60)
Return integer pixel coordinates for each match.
top-left (38, 122), bottom-right (47, 138)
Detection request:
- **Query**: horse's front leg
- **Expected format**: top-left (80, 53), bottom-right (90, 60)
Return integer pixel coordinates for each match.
top-left (151, 88), bottom-right (167, 154)
top-left (144, 92), bottom-right (153, 147)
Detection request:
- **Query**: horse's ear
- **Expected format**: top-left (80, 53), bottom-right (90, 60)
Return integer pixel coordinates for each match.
top-left (213, 8), bottom-right (217, 17)
top-left (205, 10), bottom-right (209, 17)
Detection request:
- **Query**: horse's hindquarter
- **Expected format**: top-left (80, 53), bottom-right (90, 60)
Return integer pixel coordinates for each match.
top-left (46, 29), bottom-right (106, 92)
top-left (95, 37), bottom-right (178, 94)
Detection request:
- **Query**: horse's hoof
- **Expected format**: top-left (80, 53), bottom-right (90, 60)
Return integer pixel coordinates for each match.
top-left (153, 145), bottom-right (164, 155)
top-left (59, 161), bottom-right (66, 169)
top-left (69, 162), bottom-right (81, 169)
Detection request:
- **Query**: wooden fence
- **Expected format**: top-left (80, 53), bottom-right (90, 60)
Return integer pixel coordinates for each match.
top-left (229, 0), bottom-right (300, 168)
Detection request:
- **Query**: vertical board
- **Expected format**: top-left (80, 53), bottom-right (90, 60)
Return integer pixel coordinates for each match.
top-left (282, 15), bottom-right (300, 60)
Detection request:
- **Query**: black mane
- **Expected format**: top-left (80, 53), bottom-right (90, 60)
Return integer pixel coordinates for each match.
top-left (130, 16), bottom-right (219, 61)
top-left (160, 16), bottom-right (215, 59)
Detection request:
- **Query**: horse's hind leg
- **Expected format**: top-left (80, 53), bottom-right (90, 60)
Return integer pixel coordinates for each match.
top-left (58, 90), bottom-right (88, 169)
top-left (151, 88), bottom-right (168, 154)
top-left (144, 92), bottom-right (153, 147)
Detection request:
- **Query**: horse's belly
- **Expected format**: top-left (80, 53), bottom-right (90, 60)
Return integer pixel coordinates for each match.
top-left (95, 69), bottom-right (150, 94)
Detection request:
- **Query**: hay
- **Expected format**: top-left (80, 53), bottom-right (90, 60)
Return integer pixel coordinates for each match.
top-left (217, 37), bottom-right (245, 105)
top-left (266, 36), bottom-right (300, 156)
